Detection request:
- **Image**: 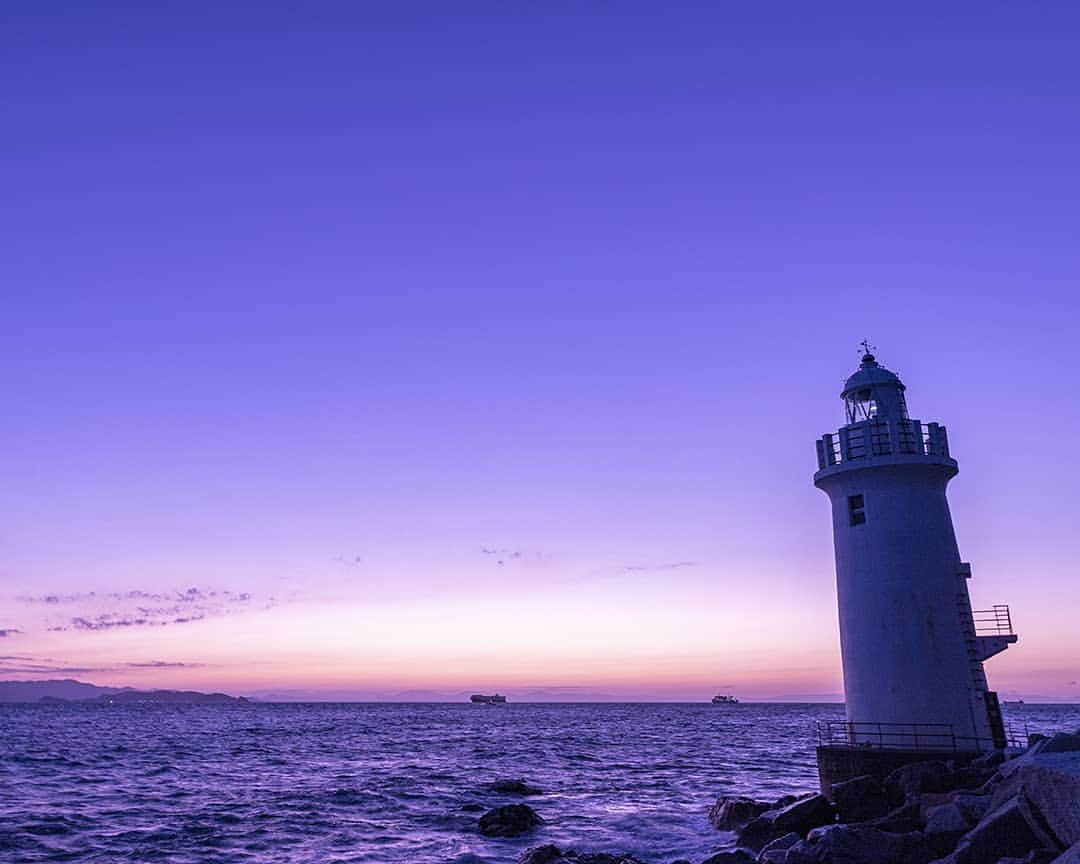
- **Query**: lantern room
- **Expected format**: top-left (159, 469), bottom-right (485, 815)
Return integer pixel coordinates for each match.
top-left (841, 347), bottom-right (909, 424)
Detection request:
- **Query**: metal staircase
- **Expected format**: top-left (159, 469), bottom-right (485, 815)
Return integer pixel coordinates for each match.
top-left (955, 563), bottom-right (1015, 750)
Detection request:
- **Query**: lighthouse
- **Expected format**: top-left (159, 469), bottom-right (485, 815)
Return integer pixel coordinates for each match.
top-left (813, 345), bottom-right (1017, 790)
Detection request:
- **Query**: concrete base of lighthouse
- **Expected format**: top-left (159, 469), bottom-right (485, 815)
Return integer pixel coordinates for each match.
top-left (816, 745), bottom-right (981, 800)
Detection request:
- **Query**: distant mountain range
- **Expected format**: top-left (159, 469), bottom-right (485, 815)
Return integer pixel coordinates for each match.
top-left (0, 679), bottom-right (247, 704)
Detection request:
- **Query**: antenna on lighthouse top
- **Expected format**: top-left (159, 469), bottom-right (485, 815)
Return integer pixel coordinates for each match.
top-left (859, 339), bottom-right (876, 363)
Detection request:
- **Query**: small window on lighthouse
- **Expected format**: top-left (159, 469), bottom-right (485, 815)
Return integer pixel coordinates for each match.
top-left (848, 494), bottom-right (866, 526)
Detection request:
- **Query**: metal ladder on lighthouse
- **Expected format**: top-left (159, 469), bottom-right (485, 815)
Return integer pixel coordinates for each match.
top-left (955, 568), bottom-right (1006, 749)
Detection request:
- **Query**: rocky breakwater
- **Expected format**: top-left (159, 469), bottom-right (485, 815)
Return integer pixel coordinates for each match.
top-left (510, 732), bottom-right (1079, 864)
top-left (706, 730), bottom-right (1080, 864)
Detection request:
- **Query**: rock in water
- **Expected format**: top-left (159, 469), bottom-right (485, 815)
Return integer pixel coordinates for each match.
top-left (708, 796), bottom-right (771, 831)
top-left (518, 845), bottom-right (562, 864)
top-left (699, 851), bottom-right (755, 864)
top-left (736, 794), bottom-right (835, 851)
top-left (832, 774), bottom-right (889, 823)
top-left (772, 794), bottom-right (836, 835)
top-left (479, 803), bottom-right (544, 837)
top-left (517, 847), bottom-right (648, 864)
top-left (784, 825), bottom-right (932, 864)
top-left (774, 793), bottom-right (815, 810)
top-left (736, 812), bottom-right (782, 851)
top-left (759, 832), bottom-right (802, 863)
top-left (489, 779), bottom-right (543, 796)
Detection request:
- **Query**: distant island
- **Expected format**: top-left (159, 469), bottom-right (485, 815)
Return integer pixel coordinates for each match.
top-left (0, 679), bottom-right (248, 704)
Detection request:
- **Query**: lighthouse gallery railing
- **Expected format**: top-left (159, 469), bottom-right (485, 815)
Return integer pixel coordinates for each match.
top-left (816, 419), bottom-right (951, 470)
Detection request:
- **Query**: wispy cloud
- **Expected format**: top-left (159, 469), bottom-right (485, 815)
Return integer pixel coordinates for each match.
top-left (481, 547), bottom-right (550, 567)
top-left (19, 588), bottom-right (253, 606)
top-left (0, 654), bottom-right (206, 675)
top-left (623, 561), bottom-right (697, 573)
top-left (0, 629), bottom-right (21, 637)
top-left (52, 612), bottom-right (209, 632)
top-left (0, 654), bottom-right (118, 675)
top-left (16, 586), bottom-right (265, 634)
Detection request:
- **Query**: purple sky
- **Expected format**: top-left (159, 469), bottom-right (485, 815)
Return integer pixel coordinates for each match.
top-left (2, 3), bottom-right (1077, 699)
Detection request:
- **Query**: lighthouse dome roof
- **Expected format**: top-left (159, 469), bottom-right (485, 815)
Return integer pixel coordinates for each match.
top-left (841, 352), bottom-right (905, 398)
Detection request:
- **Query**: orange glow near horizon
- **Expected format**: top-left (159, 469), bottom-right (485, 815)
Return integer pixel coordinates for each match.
top-left (4, 577), bottom-right (1076, 701)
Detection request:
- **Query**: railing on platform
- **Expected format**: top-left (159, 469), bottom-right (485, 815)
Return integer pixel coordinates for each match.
top-left (973, 605), bottom-right (1013, 637)
top-left (816, 419), bottom-right (951, 469)
top-left (817, 720), bottom-right (959, 751)
top-left (815, 720), bottom-right (1025, 752)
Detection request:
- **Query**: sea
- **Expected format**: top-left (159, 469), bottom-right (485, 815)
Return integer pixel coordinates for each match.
top-left (1, 702), bottom-right (1077, 864)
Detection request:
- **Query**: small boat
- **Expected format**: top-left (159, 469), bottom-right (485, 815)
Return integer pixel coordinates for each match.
top-left (711, 694), bottom-right (739, 705)
top-left (470, 694), bottom-right (507, 704)
top-left (1003, 699), bottom-right (1025, 705)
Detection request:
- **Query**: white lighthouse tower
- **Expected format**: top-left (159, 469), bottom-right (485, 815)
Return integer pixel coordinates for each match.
top-left (814, 345), bottom-right (1017, 785)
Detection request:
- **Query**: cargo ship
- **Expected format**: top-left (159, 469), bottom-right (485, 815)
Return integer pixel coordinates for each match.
top-left (470, 694), bottom-right (507, 704)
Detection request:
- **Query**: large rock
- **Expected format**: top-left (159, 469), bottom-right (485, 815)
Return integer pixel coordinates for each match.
top-left (700, 851), bottom-right (755, 864)
top-left (918, 791), bottom-right (959, 821)
top-left (996, 852), bottom-right (1059, 864)
top-left (832, 775), bottom-right (889, 823)
top-left (1052, 841), bottom-right (1080, 864)
top-left (775, 793), bottom-right (816, 810)
top-left (490, 779), bottom-right (543, 796)
top-left (557, 852), bottom-right (647, 864)
top-left (521, 851), bottom-right (647, 864)
top-left (758, 832), bottom-right (801, 863)
top-left (991, 760), bottom-right (1080, 848)
top-left (784, 825), bottom-right (933, 864)
top-left (951, 793), bottom-right (992, 824)
top-left (861, 801), bottom-right (923, 834)
top-left (738, 795), bottom-right (835, 852)
top-left (773, 794), bottom-right (836, 835)
top-left (924, 802), bottom-right (971, 856)
top-left (479, 803), bottom-right (544, 837)
top-left (782, 841), bottom-right (814, 863)
top-left (968, 750), bottom-right (1005, 774)
top-left (1000, 740), bottom-right (1050, 779)
top-left (885, 761), bottom-right (953, 806)
top-left (737, 813), bottom-right (783, 852)
top-left (710, 796), bottom-right (772, 831)
top-left (519, 846), bottom-right (563, 864)
top-left (948, 765), bottom-right (997, 792)
top-left (952, 795), bottom-right (1048, 864)
top-left (1041, 734), bottom-right (1080, 754)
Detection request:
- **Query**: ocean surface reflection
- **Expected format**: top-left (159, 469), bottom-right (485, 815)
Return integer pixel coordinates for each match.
top-left (1, 702), bottom-right (1076, 863)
